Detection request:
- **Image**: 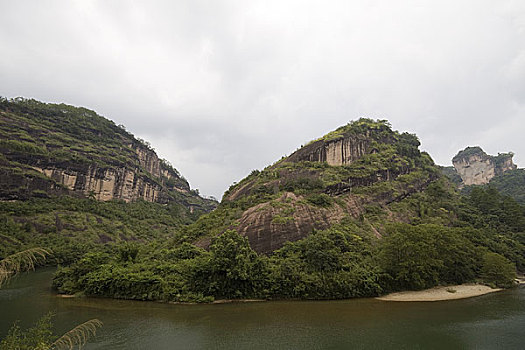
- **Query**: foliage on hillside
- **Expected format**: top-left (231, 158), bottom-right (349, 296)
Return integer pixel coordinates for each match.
top-left (0, 97), bottom-right (161, 170)
top-left (452, 146), bottom-right (486, 162)
top-left (51, 119), bottom-right (524, 302)
top-left (0, 97), bottom-right (216, 212)
top-left (0, 196), bottom-right (199, 265)
top-left (487, 169), bottom-right (525, 205)
top-left (3, 115), bottom-right (521, 302)
top-left (53, 186), bottom-right (523, 302)
top-left (0, 97), bottom-right (218, 271)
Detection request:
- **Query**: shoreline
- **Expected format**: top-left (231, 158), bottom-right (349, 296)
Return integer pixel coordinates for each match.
top-left (57, 278), bottom-right (525, 304)
top-left (376, 284), bottom-right (503, 302)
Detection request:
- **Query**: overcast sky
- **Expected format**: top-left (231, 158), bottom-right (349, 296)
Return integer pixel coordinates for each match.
top-left (1, 0), bottom-right (524, 199)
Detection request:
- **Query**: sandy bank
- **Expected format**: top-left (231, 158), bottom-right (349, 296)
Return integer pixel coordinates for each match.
top-left (376, 284), bottom-right (502, 302)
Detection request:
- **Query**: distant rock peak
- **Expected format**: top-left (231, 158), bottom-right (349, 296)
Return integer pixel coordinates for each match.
top-left (452, 146), bottom-right (516, 186)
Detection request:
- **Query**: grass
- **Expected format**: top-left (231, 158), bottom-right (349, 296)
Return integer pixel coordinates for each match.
top-left (0, 248), bottom-right (51, 286)
top-left (51, 319), bottom-right (103, 350)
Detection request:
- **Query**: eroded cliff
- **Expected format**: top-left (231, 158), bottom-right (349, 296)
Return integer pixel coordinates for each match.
top-left (0, 98), bottom-right (216, 212)
top-left (194, 119), bottom-right (441, 254)
top-left (452, 146), bottom-right (516, 186)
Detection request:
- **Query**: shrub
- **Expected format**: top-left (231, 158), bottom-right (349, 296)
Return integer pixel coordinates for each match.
top-left (306, 193), bottom-right (333, 207)
top-left (481, 252), bottom-right (516, 288)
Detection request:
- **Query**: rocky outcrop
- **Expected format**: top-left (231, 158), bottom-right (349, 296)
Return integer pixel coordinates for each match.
top-left (0, 98), bottom-right (216, 211)
top-left (1, 142), bottom-right (190, 204)
top-left (36, 166), bottom-right (164, 202)
top-left (236, 192), bottom-right (363, 254)
top-left (37, 144), bottom-right (189, 203)
top-left (216, 119), bottom-right (437, 253)
top-left (452, 147), bottom-right (516, 186)
top-left (287, 136), bottom-right (370, 166)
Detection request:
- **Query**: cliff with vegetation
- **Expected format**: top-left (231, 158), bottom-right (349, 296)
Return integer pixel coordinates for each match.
top-left (3, 116), bottom-right (521, 304)
top-left (51, 118), bottom-right (524, 303)
top-left (0, 98), bottom-right (216, 212)
top-left (0, 97), bottom-right (217, 263)
top-left (217, 119), bottom-right (438, 253)
top-left (442, 146), bottom-right (525, 205)
top-left (451, 146), bottom-right (516, 186)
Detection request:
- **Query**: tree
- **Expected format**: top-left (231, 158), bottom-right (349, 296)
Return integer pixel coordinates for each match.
top-left (378, 224), bottom-right (482, 291)
top-left (481, 252), bottom-right (516, 288)
top-left (379, 224), bottom-right (443, 290)
top-left (206, 230), bottom-right (267, 299)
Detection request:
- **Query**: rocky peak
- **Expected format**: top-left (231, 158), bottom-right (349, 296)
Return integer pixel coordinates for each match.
top-left (452, 146), bottom-right (516, 186)
top-left (286, 118), bottom-right (395, 166)
top-left (217, 118), bottom-right (435, 253)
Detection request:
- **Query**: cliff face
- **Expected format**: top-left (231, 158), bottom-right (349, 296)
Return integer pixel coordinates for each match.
top-left (33, 161), bottom-right (168, 203)
top-left (452, 147), bottom-right (516, 186)
top-left (286, 136), bottom-right (370, 166)
top-left (0, 98), bottom-right (216, 212)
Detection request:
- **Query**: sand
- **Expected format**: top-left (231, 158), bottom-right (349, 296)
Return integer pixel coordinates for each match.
top-left (376, 284), bottom-right (502, 302)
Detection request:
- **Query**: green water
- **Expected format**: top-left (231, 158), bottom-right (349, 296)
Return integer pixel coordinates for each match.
top-left (1, 269), bottom-right (524, 349)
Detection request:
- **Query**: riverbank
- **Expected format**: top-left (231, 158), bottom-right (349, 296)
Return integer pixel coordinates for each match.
top-left (376, 284), bottom-right (502, 302)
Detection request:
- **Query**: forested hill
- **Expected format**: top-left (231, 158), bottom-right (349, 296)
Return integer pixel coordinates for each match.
top-left (0, 97), bottom-right (216, 212)
top-left (0, 97), bottom-right (216, 262)
top-left (441, 146), bottom-right (525, 205)
top-left (51, 118), bottom-right (523, 303)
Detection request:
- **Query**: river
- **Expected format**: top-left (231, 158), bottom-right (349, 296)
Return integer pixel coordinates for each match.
top-left (1, 268), bottom-right (524, 349)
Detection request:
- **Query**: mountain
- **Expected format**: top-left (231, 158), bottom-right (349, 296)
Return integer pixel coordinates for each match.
top-left (0, 98), bottom-right (216, 212)
top-left (0, 97), bottom-right (216, 260)
top-left (442, 146), bottom-right (525, 205)
top-left (450, 146), bottom-right (516, 186)
top-left (52, 118), bottom-right (524, 302)
top-left (194, 118), bottom-right (442, 253)
top-left (487, 169), bottom-right (525, 204)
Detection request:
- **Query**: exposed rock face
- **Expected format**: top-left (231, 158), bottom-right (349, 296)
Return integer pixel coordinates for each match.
top-left (1, 140), bottom-right (190, 204)
top-left (216, 119), bottom-right (436, 253)
top-left (287, 136), bottom-right (370, 166)
top-left (38, 165), bottom-right (164, 202)
top-left (452, 147), bottom-right (516, 186)
top-left (237, 192), bottom-right (363, 254)
top-left (0, 98), bottom-right (216, 211)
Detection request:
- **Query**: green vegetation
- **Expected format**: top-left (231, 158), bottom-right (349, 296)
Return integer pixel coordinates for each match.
top-left (0, 196), bottom-right (199, 265)
top-left (0, 313), bottom-right (102, 350)
top-left (0, 97), bottom-right (215, 213)
top-left (50, 187), bottom-right (525, 302)
top-left (481, 252), bottom-right (516, 288)
top-left (379, 224), bottom-right (493, 290)
top-left (308, 118), bottom-right (395, 144)
top-left (0, 248), bottom-right (49, 286)
top-left (52, 184), bottom-right (524, 301)
top-left (48, 118), bottom-right (523, 302)
top-left (2, 114), bottom-right (523, 305)
top-left (0, 249), bottom-right (101, 349)
top-left (1, 313), bottom-right (55, 350)
top-left (488, 169), bottom-right (525, 205)
top-left (52, 223), bottom-right (383, 301)
top-left (452, 146), bottom-right (486, 162)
